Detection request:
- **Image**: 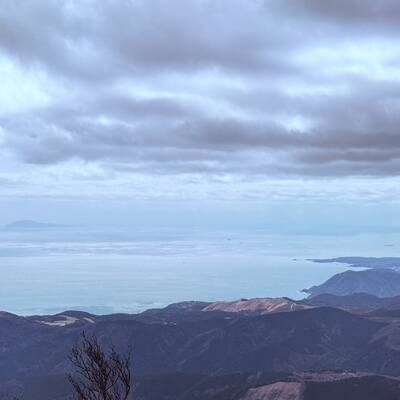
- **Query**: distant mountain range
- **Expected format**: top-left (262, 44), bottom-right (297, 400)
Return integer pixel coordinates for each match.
top-left (3, 293), bottom-right (400, 399)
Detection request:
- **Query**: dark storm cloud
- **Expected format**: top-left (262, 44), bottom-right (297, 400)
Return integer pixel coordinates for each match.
top-left (1, 0), bottom-right (400, 177)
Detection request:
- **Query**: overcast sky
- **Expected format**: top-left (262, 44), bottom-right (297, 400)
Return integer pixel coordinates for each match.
top-left (1, 0), bottom-right (400, 229)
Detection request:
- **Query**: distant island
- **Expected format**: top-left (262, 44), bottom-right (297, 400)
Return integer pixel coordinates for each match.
top-left (4, 220), bottom-right (64, 230)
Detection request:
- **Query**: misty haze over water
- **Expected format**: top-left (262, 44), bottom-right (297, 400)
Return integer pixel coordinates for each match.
top-left (0, 225), bottom-right (397, 315)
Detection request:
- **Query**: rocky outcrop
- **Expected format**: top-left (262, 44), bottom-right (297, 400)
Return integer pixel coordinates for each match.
top-left (203, 297), bottom-right (310, 314)
top-left (240, 382), bottom-right (303, 400)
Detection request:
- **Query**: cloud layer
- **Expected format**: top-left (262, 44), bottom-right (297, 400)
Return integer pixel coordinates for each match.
top-left (1, 0), bottom-right (400, 201)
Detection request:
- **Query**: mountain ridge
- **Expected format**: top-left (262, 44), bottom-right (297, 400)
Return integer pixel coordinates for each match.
top-left (303, 268), bottom-right (400, 298)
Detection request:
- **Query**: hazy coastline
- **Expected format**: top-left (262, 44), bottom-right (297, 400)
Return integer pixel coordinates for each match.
top-left (1, 224), bottom-right (398, 315)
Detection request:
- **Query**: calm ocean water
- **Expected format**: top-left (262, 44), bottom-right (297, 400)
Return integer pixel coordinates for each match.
top-left (0, 226), bottom-right (398, 315)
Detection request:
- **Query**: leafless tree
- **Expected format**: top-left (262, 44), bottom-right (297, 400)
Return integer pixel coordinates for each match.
top-left (68, 332), bottom-right (132, 400)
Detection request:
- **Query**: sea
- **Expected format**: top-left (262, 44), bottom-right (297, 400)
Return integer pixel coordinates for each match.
top-left (0, 226), bottom-right (398, 315)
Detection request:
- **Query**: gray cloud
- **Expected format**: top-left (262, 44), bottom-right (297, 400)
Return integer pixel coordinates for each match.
top-left (275, 0), bottom-right (400, 25)
top-left (0, 0), bottom-right (296, 80)
top-left (1, 0), bottom-right (400, 179)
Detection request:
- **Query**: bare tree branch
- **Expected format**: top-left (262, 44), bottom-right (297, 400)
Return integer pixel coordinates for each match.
top-left (68, 332), bottom-right (132, 400)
